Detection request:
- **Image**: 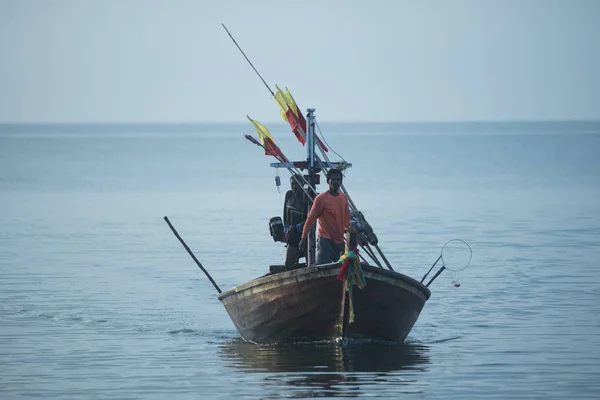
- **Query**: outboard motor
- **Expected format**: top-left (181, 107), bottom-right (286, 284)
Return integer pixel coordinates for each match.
top-left (268, 216), bottom-right (286, 242)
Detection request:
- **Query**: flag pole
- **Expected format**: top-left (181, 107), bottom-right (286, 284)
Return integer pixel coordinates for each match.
top-left (306, 109), bottom-right (317, 267)
top-left (222, 24), bottom-right (274, 97)
top-left (243, 134), bottom-right (317, 199)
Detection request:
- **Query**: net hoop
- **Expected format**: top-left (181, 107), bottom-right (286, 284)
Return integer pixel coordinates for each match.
top-left (440, 239), bottom-right (472, 272)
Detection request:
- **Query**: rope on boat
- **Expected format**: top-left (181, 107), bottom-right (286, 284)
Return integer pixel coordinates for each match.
top-left (337, 244), bottom-right (367, 324)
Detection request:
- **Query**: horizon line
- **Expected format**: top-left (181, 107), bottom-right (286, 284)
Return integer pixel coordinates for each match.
top-left (1, 119), bottom-right (600, 126)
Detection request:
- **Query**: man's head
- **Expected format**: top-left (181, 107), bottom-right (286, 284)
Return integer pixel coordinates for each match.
top-left (326, 169), bottom-right (343, 192)
top-left (290, 175), bottom-right (302, 194)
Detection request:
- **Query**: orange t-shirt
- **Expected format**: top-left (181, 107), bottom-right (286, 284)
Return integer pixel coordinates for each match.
top-left (301, 191), bottom-right (350, 244)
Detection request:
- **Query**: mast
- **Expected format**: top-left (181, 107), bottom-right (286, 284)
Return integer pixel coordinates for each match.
top-left (306, 108), bottom-right (317, 267)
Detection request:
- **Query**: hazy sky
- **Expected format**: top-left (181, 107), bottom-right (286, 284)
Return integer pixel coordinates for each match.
top-left (1, 0), bottom-right (599, 123)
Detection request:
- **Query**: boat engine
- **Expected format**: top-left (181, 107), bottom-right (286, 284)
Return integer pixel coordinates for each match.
top-left (268, 216), bottom-right (286, 242)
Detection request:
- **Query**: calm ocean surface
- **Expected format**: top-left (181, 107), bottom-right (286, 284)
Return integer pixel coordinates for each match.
top-left (1, 121), bottom-right (599, 399)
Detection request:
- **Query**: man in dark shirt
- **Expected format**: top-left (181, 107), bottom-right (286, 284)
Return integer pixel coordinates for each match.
top-left (283, 175), bottom-right (309, 270)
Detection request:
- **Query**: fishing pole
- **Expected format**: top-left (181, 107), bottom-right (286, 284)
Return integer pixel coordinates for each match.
top-left (222, 23), bottom-right (330, 157)
top-left (223, 23), bottom-right (336, 169)
top-left (421, 255), bottom-right (442, 284)
top-left (164, 216), bottom-right (222, 294)
top-left (222, 24), bottom-right (274, 96)
top-left (361, 241), bottom-right (385, 269)
top-left (223, 23), bottom-right (346, 189)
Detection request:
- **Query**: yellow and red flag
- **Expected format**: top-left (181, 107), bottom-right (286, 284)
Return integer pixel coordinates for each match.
top-left (274, 89), bottom-right (289, 123)
top-left (246, 116), bottom-right (289, 162)
top-left (274, 85), bottom-right (328, 152)
top-left (274, 86), bottom-right (305, 145)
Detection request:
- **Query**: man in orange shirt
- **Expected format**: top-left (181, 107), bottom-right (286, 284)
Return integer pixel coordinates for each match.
top-left (299, 169), bottom-right (350, 265)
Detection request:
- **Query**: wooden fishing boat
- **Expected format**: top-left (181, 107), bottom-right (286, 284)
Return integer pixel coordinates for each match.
top-left (164, 25), bottom-right (466, 345)
top-left (163, 105), bottom-right (439, 343)
top-left (218, 263), bottom-right (430, 343)
top-left (207, 100), bottom-right (434, 343)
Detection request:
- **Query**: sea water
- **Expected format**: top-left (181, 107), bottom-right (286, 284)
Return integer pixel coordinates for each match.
top-left (1, 122), bottom-right (599, 399)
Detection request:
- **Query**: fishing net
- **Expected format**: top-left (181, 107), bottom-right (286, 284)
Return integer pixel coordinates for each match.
top-left (421, 239), bottom-right (472, 288)
top-left (440, 239), bottom-right (472, 287)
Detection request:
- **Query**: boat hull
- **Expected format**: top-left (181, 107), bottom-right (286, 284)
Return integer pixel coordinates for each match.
top-left (218, 264), bottom-right (431, 344)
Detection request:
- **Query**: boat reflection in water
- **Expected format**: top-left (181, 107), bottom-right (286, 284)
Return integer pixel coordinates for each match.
top-left (219, 338), bottom-right (430, 397)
